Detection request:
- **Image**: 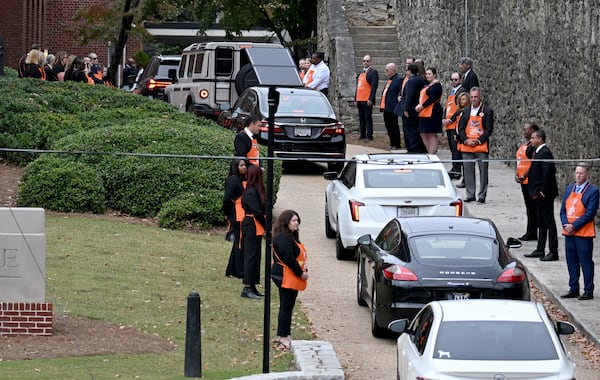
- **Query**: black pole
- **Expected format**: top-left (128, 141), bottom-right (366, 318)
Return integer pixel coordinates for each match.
top-left (184, 291), bottom-right (202, 378)
top-left (262, 85), bottom-right (279, 373)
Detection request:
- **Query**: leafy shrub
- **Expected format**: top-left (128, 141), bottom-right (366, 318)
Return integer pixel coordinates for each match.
top-left (157, 190), bottom-right (223, 229)
top-left (18, 156), bottom-right (106, 213)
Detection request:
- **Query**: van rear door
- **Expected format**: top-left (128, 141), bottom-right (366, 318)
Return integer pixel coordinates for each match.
top-left (215, 46), bottom-right (235, 109)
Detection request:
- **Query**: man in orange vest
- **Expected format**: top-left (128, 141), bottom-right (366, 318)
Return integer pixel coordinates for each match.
top-left (559, 164), bottom-right (599, 300)
top-left (87, 53), bottom-right (104, 84)
top-left (234, 115), bottom-right (261, 166)
top-left (443, 72), bottom-right (466, 180)
top-left (356, 54), bottom-right (378, 141)
top-left (457, 87), bottom-right (494, 204)
top-left (515, 122), bottom-right (539, 241)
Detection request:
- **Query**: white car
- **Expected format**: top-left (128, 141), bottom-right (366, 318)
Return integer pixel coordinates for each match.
top-left (389, 300), bottom-right (576, 380)
top-left (323, 153), bottom-right (464, 260)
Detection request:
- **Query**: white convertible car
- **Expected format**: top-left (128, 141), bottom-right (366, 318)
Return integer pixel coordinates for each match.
top-left (323, 153), bottom-right (464, 260)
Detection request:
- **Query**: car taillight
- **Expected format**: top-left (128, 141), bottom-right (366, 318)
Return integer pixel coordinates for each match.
top-left (259, 119), bottom-right (283, 133)
top-left (147, 79), bottom-right (170, 90)
top-left (349, 200), bottom-right (364, 222)
top-left (383, 265), bottom-right (418, 281)
top-left (451, 199), bottom-right (463, 216)
top-left (199, 89), bottom-right (209, 99)
top-left (497, 266), bottom-right (526, 283)
top-left (322, 122), bottom-right (345, 135)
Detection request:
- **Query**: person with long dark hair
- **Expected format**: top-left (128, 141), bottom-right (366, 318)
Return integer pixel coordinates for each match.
top-left (240, 165), bottom-right (266, 299)
top-left (223, 158), bottom-right (248, 278)
top-left (272, 210), bottom-right (308, 350)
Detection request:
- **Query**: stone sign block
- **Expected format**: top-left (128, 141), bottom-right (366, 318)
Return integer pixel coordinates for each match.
top-left (0, 208), bottom-right (45, 302)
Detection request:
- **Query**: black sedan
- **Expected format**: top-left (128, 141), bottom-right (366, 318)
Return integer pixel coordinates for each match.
top-left (356, 216), bottom-right (529, 337)
top-left (217, 86), bottom-right (346, 171)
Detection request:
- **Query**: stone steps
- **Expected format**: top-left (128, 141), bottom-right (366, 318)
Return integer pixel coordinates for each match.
top-left (349, 25), bottom-right (400, 136)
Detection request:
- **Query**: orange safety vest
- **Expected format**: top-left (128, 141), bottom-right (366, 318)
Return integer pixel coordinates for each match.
top-left (459, 106), bottom-right (488, 153)
top-left (86, 73), bottom-right (95, 85)
top-left (305, 69), bottom-right (315, 86)
top-left (380, 79), bottom-right (391, 110)
top-left (562, 184), bottom-right (596, 237)
top-left (299, 70), bottom-right (305, 81)
top-left (273, 241), bottom-right (307, 291)
top-left (234, 181), bottom-right (247, 222)
top-left (418, 84), bottom-right (437, 118)
top-left (516, 143), bottom-right (532, 184)
top-left (356, 68), bottom-right (372, 102)
top-left (247, 137), bottom-right (259, 166)
top-left (401, 75), bottom-right (409, 94)
top-left (444, 93), bottom-right (458, 131)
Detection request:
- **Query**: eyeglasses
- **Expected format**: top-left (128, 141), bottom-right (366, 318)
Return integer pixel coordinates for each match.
top-left (363, 60), bottom-right (370, 62)
top-left (451, 78), bottom-right (460, 81)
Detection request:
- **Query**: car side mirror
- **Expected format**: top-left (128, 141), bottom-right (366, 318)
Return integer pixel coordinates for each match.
top-left (505, 237), bottom-right (522, 249)
top-left (388, 319), bottom-right (410, 334)
top-left (556, 321), bottom-right (575, 335)
top-left (323, 172), bottom-right (338, 180)
top-left (357, 234), bottom-right (372, 246)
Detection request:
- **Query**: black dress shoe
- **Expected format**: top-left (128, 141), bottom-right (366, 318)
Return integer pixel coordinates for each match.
top-left (578, 294), bottom-right (594, 300)
top-left (524, 250), bottom-right (545, 258)
top-left (477, 198), bottom-right (485, 204)
top-left (560, 292), bottom-right (579, 299)
top-left (518, 234), bottom-right (538, 241)
top-left (464, 197), bottom-right (475, 202)
top-left (241, 287), bottom-right (260, 299)
top-left (540, 253), bottom-right (559, 261)
top-left (252, 286), bottom-right (264, 297)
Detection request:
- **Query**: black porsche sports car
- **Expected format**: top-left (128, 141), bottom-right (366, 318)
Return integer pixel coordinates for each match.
top-left (356, 216), bottom-right (529, 337)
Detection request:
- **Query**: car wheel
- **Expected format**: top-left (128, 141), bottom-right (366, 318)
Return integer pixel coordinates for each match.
top-left (327, 161), bottom-right (344, 172)
top-left (371, 283), bottom-right (388, 338)
top-left (356, 257), bottom-right (367, 307)
top-left (335, 230), bottom-right (355, 260)
top-left (186, 101), bottom-right (195, 114)
top-left (324, 206), bottom-right (335, 239)
top-left (235, 64), bottom-right (259, 94)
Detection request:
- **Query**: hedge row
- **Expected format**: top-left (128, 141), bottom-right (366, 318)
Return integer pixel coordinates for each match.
top-left (1, 69), bottom-right (280, 229)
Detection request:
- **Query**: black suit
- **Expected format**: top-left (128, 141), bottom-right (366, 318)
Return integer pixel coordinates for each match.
top-left (528, 145), bottom-right (559, 255)
top-left (400, 74), bottom-right (427, 152)
top-left (381, 73), bottom-right (402, 148)
top-left (462, 69), bottom-right (480, 92)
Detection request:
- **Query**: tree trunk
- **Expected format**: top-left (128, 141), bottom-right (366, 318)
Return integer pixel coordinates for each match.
top-left (108, 0), bottom-right (140, 86)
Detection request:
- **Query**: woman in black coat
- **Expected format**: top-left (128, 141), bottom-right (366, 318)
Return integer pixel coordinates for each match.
top-left (223, 158), bottom-right (247, 278)
top-left (272, 210), bottom-right (308, 350)
top-left (240, 164), bottom-right (266, 299)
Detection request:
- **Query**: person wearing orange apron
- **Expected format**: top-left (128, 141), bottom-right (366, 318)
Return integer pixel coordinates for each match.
top-left (234, 115), bottom-right (261, 166)
top-left (442, 72), bottom-right (466, 179)
top-left (415, 67), bottom-right (443, 154)
top-left (240, 165), bottom-right (266, 299)
top-left (271, 210), bottom-right (308, 350)
top-left (356, 55), bottom-right (379, 140)
top-left (515, 122), bottom-right (539, 241)
top-left (303, 52), bottom-right (330, 96)
top-left (457, 87), bottom-right (494, 204)
top-left (223, 158), bottom-right (248, 278)
top-left (559, 164), bottom-right (599, 300)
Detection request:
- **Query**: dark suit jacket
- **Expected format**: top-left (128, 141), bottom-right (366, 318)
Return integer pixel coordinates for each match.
top-left (400, 74), bottom-right (426, 119)
top-left (382, 73), bottom-right (402, 113)
top-left (528, 145), bottom-right (558, 199)
top-left (457, 103), bottom-right (494, 145)
top-left (234, 131), bottom-right (253, 158)
top-left (462, 69), bottom-right (480, 91)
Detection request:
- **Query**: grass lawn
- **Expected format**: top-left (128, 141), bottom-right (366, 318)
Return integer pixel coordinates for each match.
top-left (0, 215), bottom-right (313, 379)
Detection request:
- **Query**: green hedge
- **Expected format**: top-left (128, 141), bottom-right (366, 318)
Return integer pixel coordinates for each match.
top-left (1, 69), bottom-right (281, 230)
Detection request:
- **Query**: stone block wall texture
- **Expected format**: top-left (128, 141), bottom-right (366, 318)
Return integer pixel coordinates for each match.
top-left (0, 0), bottom-right (142, 73)
top-left (321, 0), bottom-right (599, 188)
top-left (0, 302), bottom-right (53, 336)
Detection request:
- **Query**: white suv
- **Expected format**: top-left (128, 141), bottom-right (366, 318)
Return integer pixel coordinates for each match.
top-left (324, 153), bottom-right (465, 260)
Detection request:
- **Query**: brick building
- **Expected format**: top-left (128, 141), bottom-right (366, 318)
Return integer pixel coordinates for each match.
top-left (0, 0), bottom-right (141, 72)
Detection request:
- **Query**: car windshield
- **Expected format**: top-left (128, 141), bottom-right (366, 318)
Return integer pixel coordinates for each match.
top-left (362, 169), bottom-right (445, 188)
top-left (410, 235), bottom-right (496, 266)
top-left (433, 321), bottom-right (558, 360)
top-left (261, 93), bottom-right (331, 116)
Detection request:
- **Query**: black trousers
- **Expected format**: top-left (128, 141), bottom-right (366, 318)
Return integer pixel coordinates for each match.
top-left (520, 184), bottom-right (538, 238)
top-left (225, 220), bottom-right (244, 278)
top-left (272, 278), bottom-right (299, 337)
top-left (446, 129), bottom-right (462, 172)
top-left (383, 110), bottom-right (401, 148)
top-left (357, 102), bottom-right (373, 138)
top-left (535, 197), bottom-right (558, 254)
top-left (402, 116), bottom-right (426, 153)
top-left (241, 217), bottom-right (262, 285)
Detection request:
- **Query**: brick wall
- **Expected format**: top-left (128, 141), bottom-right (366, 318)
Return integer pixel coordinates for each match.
top-left (0, 302), bottom-right (53, 336)
top-left (0, 0), bottom-right (142, 71)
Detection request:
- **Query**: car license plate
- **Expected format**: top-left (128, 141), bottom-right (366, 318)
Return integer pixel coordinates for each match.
top-left (397, 207), bottom-right (418, 217)
top-left (452, 293), bottom-right (470, 300)
top-left (294, 127), bottom-right (311, 137)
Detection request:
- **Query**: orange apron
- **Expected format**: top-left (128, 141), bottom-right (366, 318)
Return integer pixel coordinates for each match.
top-left (247, 138), bottom-right (259, 166)
top-left (459, 106), bottom-right (488, 153)
top-left (562, 184), bottom-right (595, 237)
top-left (356, 69), bottom-right (372, 102)
top-left (418, 85), bottom-right (435, 118)
top-left (380, 79), bottom-right (391, 110)
top-left (273, 241), bottom-right (307, 290)
top-left (516, 143), bottom-right (532, 184)
top-left (444, 93), bottom-right (457, 131)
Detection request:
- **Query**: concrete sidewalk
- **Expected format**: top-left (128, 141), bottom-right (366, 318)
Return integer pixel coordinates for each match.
top-left (435, 149), bottom-right (600, 348)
